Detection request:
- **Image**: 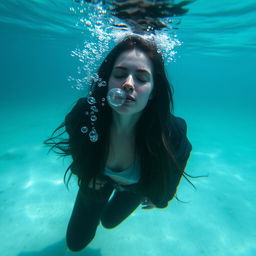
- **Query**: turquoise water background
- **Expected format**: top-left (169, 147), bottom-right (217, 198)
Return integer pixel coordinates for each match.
top-left (0, 1), bottom-right (255, 256)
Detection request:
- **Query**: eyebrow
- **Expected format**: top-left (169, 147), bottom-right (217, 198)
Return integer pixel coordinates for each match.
top-left (113, 66), bottom-right (151, 75)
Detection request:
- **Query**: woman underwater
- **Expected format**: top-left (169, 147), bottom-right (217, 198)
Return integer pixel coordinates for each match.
top-left (45, 35), bottom-right (192, 251)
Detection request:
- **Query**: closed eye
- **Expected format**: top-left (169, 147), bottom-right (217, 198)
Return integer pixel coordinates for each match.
top-left (137, 75), bottom-right (149, 82)
top-left (114, 74), bottom-right (148, 82)
top-left (114, 74), bottom-right (126, 78)
top-left (136, 72), bottom-right (150, 83)
top-left (112, 67), bottom-right (151, 82)
top-left (112, 69), bottom-right (127, 79)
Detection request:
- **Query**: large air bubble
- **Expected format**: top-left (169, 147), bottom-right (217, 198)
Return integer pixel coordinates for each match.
top-left (107, 88), bottom-right (126, 107)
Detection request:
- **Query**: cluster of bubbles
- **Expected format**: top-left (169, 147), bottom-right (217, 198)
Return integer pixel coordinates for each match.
top-left (79, 96), bottom-right (100, 142)
top-left (80, 83), bottom-right (126, 142)
top-left (154, 30), bottom-right (182, 63)
top-left (68, 1), bottom-right (182, 91)
top-left (80, 96), bottom-right (100, 143)
top-left (68, 1), bottom-right (116, 91)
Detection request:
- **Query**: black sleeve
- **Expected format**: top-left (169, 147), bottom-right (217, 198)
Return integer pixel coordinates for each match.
top-left (158, 115), bottom-right (192, 208)
top-left (171, 116), bottom-right (192, 171)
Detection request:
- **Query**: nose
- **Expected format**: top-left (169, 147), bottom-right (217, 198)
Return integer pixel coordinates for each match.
top-left (122, 75), bottom-right (134, 93)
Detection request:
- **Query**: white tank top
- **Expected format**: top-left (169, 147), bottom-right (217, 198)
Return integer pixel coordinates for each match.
top-left (104, 161), bottom-right (141, 185)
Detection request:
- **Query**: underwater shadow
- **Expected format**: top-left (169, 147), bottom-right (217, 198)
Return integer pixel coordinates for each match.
top-left (18, 238), bottom-right (102, 256)
top-left (0, 152), bottom-right (25, 161)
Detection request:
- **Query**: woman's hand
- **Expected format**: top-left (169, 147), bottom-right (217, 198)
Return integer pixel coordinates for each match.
top-left (88, 178), bottom-right (107, 190)
top-left (141, 197), bottom-right (156, 209)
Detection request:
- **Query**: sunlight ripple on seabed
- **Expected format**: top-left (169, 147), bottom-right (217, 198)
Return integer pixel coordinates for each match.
top-left (23, 178), bottom-right (64, 220)
top-left (23, 179), bottom-right (63, 190)
top-left (193, 151), bottom-right (219, 159)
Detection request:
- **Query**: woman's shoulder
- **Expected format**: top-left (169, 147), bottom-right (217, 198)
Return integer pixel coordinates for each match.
top-left (168, 114), bottom-right (188, 144)
top-left (170, 114), bottom-right (187, 133)
top-left (168, 114), bottom-right (192, 162)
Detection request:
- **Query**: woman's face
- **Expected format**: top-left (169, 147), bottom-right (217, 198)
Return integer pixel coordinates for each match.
top-left (108, 48), bottom-right (154, 115)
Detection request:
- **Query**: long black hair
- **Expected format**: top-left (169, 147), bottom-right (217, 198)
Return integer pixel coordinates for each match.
top-left (45, 35), bottom-right (193, 207)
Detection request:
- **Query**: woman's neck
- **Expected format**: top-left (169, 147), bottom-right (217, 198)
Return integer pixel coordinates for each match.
top-left (111, 112), bottom-right (141, 135)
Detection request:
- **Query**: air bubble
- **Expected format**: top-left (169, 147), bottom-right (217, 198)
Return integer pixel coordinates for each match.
top-left (107, 88), bottom-right (126, 107)
top-left (81, 126), bottom-right (88, 134)
top-left (91, 106), bottom-right (98, 112)
top-left (92, 73), bottom-right (100, 82)
top-left (98, 81), bottom-right (107, 87)
top-left (86, 20), bottom-right (92, 27)
top-left (91, 115), bottom-right (97, 122)
top-left (89, 128), bottom-right (98, 142)
top-left (87, 97), bottom-right (96, 105)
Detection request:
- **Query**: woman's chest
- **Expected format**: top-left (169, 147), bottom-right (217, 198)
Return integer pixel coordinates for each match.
top-left (106, 136), bottom-right (136, 171)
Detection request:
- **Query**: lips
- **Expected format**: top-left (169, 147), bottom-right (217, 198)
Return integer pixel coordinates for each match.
top-left (126, 95), bottom-right (135, 101)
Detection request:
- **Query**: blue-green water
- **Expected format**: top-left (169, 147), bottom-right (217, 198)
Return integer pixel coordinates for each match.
top-left (0, 1), bottom-right (256, 256)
